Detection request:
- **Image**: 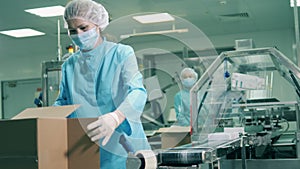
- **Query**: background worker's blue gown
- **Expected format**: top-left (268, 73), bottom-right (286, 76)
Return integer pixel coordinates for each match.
top-left (54, 39), bottom-right (150, 169)
top-left (174, 89), bottom-right (191, 126)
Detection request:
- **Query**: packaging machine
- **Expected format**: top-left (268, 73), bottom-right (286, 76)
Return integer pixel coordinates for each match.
top-left (133, 47), bottom-right (300, 169)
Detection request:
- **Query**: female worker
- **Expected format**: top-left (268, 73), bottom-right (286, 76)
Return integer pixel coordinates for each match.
top-left (174, 68), bottom-right (198, 126)
top-left (54, 0), bottom-right (150, 168)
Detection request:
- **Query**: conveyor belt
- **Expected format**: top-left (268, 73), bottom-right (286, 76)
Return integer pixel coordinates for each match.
top-left (156, 138), bottom-right (241, 167)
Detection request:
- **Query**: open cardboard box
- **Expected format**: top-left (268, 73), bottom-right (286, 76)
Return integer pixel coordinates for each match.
top-left (0, 105), bottom-right (99, 169)
top-left (157, 126), bottom-right (191, 149)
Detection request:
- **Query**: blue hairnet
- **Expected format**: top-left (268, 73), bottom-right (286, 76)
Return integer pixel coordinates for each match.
top-left (64, 0), bottom-right (109, 31)
top-left (180, 68), bottom-right (198, 80)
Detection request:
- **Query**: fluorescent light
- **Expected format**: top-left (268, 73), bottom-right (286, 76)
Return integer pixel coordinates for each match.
top-left (25, 5), bottom-right (65, 17)
top-left (0, 28), bottom-right (45, 38)
top-left (290, 0), bottom-right (300, 7)
top-left (133, 13), bottom-right (175, 24)
top-left (120, 28), bottom-right (188, 39)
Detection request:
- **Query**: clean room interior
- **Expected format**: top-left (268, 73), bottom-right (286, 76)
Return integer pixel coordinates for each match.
top-left (0, 0), bottom-right (297, 118)
top-left (1, 0), bottom-right (300, 168)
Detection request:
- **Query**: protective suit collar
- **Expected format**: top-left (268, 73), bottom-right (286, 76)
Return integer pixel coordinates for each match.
top-left (78, 37), bottom-right (110, 71)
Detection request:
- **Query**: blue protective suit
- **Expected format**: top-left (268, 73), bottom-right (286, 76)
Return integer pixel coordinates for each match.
top-left (174, 89), bottom-right (209, 127)
top-left (54, 38), bottom-right (150, 169)
top-left (174, 89), bottom-right (191, 126)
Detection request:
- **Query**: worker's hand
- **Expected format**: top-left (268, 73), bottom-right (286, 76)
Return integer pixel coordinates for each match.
top-left (87, 111), bottom-right (124, 146)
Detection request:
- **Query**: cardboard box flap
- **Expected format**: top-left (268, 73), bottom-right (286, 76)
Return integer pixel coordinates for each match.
top-left (157, 126), bottom-right (190, 133)
top-left (12, 105), bottom-right (80, 119)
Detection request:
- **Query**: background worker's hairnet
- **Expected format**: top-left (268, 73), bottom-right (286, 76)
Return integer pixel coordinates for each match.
top-left (64, 0), bottom-right (109, 31)
top-left (180, 68), bottom-right (198, 80)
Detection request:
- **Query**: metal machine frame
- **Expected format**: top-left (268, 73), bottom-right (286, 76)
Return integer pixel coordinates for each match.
top-left (155, 47), bottom-right (300, 169)
top-left (41, 60), bottom-right (64, 106)
top-left (191, 47), bottom-right (300, 138)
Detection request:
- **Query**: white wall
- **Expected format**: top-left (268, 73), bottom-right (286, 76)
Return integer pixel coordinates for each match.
top-left (209, 28), bottom-right (295, 61)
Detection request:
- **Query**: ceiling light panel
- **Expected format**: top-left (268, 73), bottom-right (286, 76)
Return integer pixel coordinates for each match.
top-left (290, 0), bottom-right (300, 7)
top-left (133, 13), bottom-right (175, 24)
top-left (0, 28), bottom-right (45, 38)
top-left (25, 6), bottom-right (65, 17)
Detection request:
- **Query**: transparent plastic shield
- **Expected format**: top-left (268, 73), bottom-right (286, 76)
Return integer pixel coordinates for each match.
top-left (191, 47), bottom-right (300, 143)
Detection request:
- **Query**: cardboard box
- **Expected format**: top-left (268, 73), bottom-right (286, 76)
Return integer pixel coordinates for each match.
top-left (0, 105), bottom-right (99, 169)
top-left (157, 126), bottom-right (191, 149)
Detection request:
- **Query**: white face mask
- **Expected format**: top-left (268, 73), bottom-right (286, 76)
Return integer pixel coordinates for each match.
top-left (182, 78), bottom-right (196, 88)
top-left (70, 27), bottom-right (99, 51)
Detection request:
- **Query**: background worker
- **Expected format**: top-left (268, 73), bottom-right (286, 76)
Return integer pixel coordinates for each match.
top-left (174, 68), bottom-right (198, 126)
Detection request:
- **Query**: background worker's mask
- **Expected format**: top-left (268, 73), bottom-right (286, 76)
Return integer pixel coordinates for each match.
top-left (70, 27), bottom-right (99, 51)
top-left (182, 78), bottom-right (196, 88)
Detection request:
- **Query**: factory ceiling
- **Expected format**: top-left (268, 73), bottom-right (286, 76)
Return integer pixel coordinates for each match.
top-left (0, 0), bottom-right (296, 79)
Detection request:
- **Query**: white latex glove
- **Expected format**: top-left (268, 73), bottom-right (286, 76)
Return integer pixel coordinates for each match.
top-left (87, 112), bottom-right (121, 146)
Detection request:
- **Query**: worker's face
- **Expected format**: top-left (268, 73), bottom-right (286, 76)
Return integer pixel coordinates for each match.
top-left (181, 71), bottom-right (197, 88)
top-left (181, 72), bottom-right (195, 79)
top-left (67, 18), bottom-right (98, 35)
top-left (67, 18), bottom-right (102, 51)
